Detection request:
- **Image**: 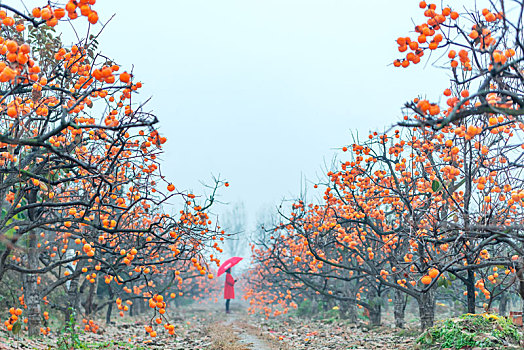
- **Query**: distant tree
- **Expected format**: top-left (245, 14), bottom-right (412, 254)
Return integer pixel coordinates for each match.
top-left (220, 202), bottom-right (247, 259)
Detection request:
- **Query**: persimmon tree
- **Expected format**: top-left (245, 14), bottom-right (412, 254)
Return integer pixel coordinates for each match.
top-left (395, 1), bottom-right (523, 129)
top-left (246, 132), bottom-right (440, 328)
top-left (247, 114), bottom-right (524, 329)
top-left (246, 200), bottom-right (390, 324)
top-left (392, 0), bottom-right (524, 312)
top-left (242, 0), bottom-right (524, 335)
top-left (246, 0), bottom-right (524, 331)
top-left (0, 0), bottom-right (225, 337)
top-left (245, 242), bottom-right (303, 319)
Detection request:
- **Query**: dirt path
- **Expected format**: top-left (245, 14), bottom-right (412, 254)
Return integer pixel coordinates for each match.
top-left (224, 313), bottom-right (277, 350)
top-left (198, 305), bottom-right (416, 350)
top-left (232, 323), bottom-right (273, 349)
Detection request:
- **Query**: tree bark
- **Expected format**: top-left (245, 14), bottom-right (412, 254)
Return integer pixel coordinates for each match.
top-left (339, 300), bottom-right (358, 323)
top-left (64, 255), bottom-right (83, 324)
top-left (24, 232), bottom-right (41, 337)
top-left (394, 289), bottom-right (407, 328)
top-left (466, 269), bottom-right (476, 313)
top-left (499, 292), bottom-right (508, 316)
top-left (139, 296), bottom-right (146, 314)
top-left (368, 304), bottom-right (381, 326)
top-left (515, 258), bottom-right (524, 299)
top-left (418, 289), bottom-right (435, 330)
top-left (82, 280), bottom-right (96, 316)
top-left (105, 286), bottom-right (114, 324)
top-left (367, 288), bottom-right (381, 326)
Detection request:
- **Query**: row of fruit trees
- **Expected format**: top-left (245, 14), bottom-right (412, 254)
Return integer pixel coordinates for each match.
top-left (245, 0), bottom-right (524, 331)
top-left (0, 0), bottom-right (228, 338)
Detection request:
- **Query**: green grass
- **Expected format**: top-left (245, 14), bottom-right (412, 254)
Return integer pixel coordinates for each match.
top-left (84, 340), bottom-right (147, 349)
top-left (416, 314), bottom-right (522, 349)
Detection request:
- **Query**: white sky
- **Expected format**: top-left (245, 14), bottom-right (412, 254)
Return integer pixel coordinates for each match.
top-left (15, 0), bottom-right (489, 232)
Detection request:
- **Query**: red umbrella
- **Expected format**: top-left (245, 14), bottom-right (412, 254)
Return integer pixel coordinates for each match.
top-left (217, 257), bottom-right (243, 277)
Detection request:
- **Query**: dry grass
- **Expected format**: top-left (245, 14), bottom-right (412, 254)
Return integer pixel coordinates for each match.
top-left (206, 322), bottom-right (249, 350)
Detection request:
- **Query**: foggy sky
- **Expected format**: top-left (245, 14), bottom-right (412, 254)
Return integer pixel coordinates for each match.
top-left (94, 0), bottom-right (458, 230)
top-left (20, 0), bottom-right (484, 234)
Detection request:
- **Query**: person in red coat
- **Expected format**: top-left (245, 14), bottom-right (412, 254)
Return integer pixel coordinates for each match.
top-left (224, 268), bottom-right (236, 314)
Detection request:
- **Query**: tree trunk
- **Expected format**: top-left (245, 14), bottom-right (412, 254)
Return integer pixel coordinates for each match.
top-left (83, 281), bottom-right (96, 316)
top-left (339, 300), bottom-right (358, 323)
top-left (322, 296), bottom-right (329, 312)
top-left (105, 302), bottom-right (113, 324)
top-left (418, 289), bottom-right (435, 330)
top-left (367, 288), bottom-right (381, 326)
top-left (24, 232), bottom-right (41, 337)
top-left (64, 256), bottom-right (83, 324)
top-left (394, 289), bottom-right (407, 328)
top-left (499, 293), bottom-right (508, 316)
top-left (129, 300), bottom-right (135, 317)
top-left (368, 304), bottom-right (381, 326)
top-left (105, 286), bottom-right (114, 324)
top-left (516, 258), bottom-right (524, 299)
top-left (466, 269), bottom-right (476, 313)
top-left (139, 296), bottom-right (145, 314)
